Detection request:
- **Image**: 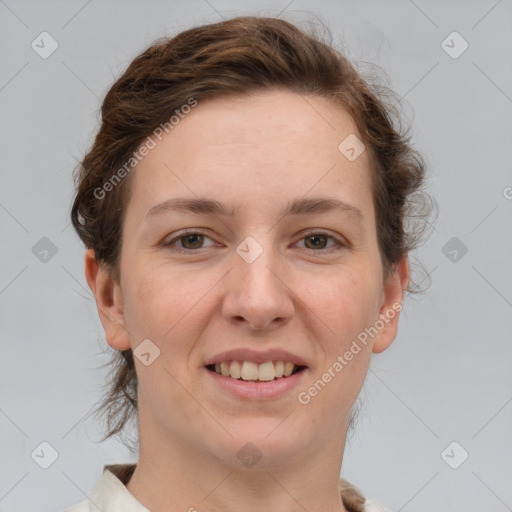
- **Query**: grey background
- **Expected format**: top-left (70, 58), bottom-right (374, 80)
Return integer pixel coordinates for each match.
top-left (1, 1), bottom-right (511, 511)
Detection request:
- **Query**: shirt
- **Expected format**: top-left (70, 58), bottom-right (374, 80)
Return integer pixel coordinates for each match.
top-left (64, 463), bottom-right (390, 512)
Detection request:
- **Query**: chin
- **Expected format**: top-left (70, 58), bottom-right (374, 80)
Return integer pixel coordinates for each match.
top-left (214, 422), bottom-right (309, 467)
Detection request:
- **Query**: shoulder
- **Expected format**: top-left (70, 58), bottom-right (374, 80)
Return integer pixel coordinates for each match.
top-left (339, 478), bottom-right (391, 512)
top-left (63, 463), bottom-right (145, 512)
top-left (362, 500), bottom-right (392, 512)
top-left (63, 499), bottom-right (90, 512)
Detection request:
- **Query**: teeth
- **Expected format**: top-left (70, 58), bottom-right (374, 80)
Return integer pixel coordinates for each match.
top-left (241, 361), bottom-right (259, 380)
top-left (220, 362), bottom-right (229, 377)
top-left (283, 361), bottom-right (294, 377)
top-left (211, 360), bottom-right (302, 381)
top-left (230, 360), bottom-right (241, 379)
top-left (257, 361), bottom-right (275, 381)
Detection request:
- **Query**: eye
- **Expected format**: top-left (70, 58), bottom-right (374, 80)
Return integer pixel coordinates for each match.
top-left (163, 230), bottom-right (347, 253)
top-left (295, 232), bottom-right (346, 251)
top-left (163, 231), bottom-right (216, 251)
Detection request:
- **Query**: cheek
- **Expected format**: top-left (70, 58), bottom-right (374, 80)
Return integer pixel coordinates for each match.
top-left (302, 266), bottom-right (381, 341)
top-left (122, 264), bottom-right (215, 344)
top-left (302, 268), bottom-right (378, 395)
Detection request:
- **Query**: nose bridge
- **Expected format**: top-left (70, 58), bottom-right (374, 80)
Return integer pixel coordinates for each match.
top-left (235, 233), bottom-right (283, 294)
top-left (223, 233), bottom-right (294, 328)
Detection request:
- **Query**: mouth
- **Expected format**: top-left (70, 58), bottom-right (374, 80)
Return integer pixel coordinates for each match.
top-left (205, 360), bottom-right (307, 382)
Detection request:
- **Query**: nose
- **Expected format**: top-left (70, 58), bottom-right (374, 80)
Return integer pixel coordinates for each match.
top-left (221, 240), bottom-right (295, 331)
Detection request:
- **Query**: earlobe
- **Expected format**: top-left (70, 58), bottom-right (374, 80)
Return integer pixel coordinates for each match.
top-left (84, 248), bottom-right (131, 351)
top-left (371, 255), bottom-right (410, 354)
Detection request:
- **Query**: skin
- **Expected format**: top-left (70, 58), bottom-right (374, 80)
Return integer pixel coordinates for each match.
top-left (85, 90), bottom-right (409, 512)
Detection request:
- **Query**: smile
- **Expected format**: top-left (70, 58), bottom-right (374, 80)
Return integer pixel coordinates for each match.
top-left (206, 360), bottom-right (307, 382)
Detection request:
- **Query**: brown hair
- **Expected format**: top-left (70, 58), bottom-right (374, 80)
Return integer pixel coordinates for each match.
top-left (71, 16), bottom-right (434, 459)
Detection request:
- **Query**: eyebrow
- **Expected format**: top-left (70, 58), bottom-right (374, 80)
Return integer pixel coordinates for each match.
top-left (145, 197), bottom-right (364, 223)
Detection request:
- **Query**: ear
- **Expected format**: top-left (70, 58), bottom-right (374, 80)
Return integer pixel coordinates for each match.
top-left (84, 248), bottom-right (131, 351)
top-left (372, 254), bottom-right (410, 354)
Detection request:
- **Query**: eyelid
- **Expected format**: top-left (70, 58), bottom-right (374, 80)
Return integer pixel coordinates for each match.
top-left (163, 229), bottom-right (349, 252)
top-left (295, 229), bottom-right (349, 251)
top-left (163, 229), bottom-right (217, 249)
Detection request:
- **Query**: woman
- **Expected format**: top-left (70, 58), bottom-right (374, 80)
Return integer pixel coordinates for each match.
top-left (66, 15), bottom-right (432, 512)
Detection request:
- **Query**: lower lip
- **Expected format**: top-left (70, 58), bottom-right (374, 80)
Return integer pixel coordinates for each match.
top-left (204, 367), bottom-right (307, 400)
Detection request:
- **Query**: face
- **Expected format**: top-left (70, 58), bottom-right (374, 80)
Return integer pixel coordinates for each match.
top-left (88, 90), bottom-right (408, 468)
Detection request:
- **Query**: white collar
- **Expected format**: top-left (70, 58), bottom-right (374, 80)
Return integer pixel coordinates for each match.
top-left (79, 465), bottom-right (390, 512)
top-left (88, 468), bottom-right (149, 512)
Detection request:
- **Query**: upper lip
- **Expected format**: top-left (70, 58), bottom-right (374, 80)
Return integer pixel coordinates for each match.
top-left (204, 348), bottom-right (308, 367)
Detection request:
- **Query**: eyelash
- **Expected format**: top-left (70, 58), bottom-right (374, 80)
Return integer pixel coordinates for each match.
top-left (162, 229), bottom-right (348, 254)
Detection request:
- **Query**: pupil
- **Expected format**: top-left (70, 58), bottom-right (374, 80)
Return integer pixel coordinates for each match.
top-left (306, 235), bottom-right (326, 249)
top-left (183, 234), bottom-right (203, 249)
top-left (181, 234), bottom-right (327, 250)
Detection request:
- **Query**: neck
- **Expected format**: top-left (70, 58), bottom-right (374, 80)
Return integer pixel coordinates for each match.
top-left (126, 416), bottom-right (350, 512)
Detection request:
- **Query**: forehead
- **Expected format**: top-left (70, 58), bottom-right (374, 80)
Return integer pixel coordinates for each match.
top-left (157, 90), bottom-right (364, 154)
top-left (128, 90), bottom-right (374, 221)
